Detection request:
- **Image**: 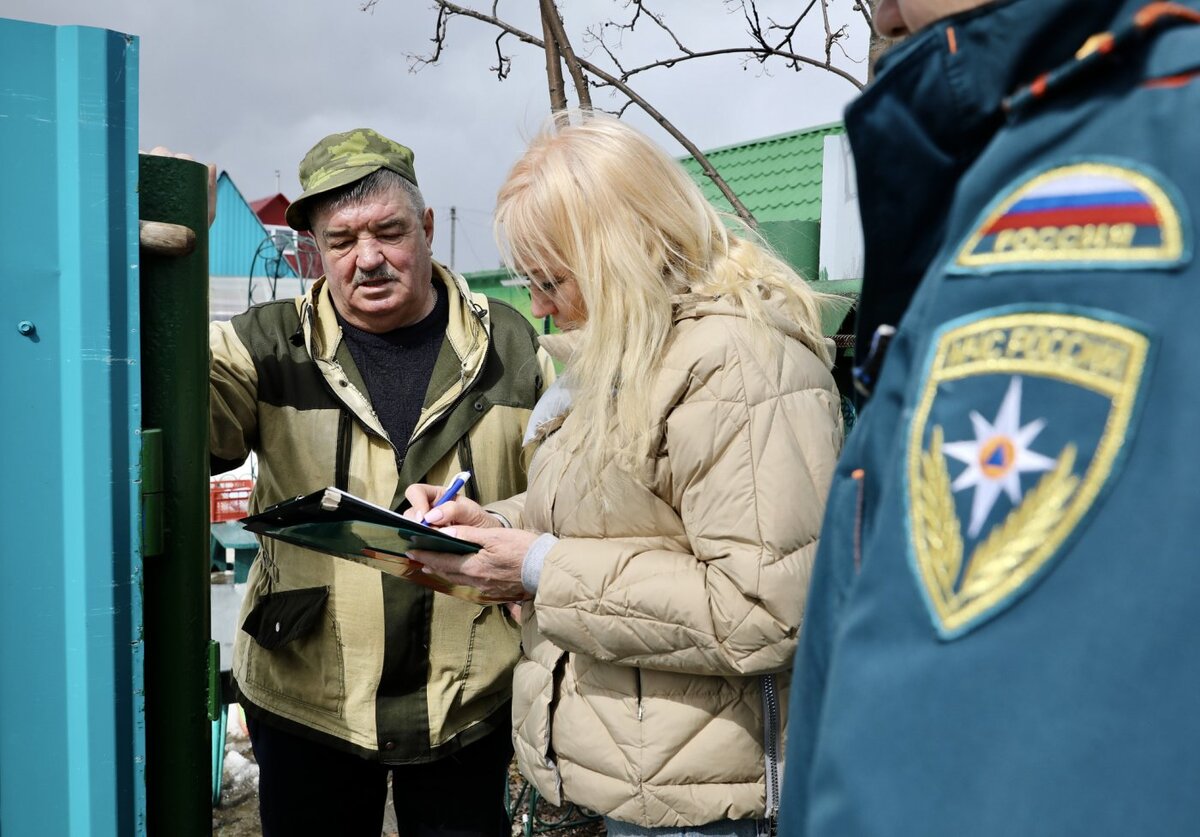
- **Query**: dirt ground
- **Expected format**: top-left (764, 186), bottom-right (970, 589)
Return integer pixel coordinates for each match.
top-left (211, 710), bottom-right (605, 837)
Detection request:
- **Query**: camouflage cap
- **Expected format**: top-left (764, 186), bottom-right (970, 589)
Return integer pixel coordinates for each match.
top-left (285, 128), bottom-right (419, 231)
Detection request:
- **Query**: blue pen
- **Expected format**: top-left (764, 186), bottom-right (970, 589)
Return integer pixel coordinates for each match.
top-left (421, 470), bottom-right (472, 526)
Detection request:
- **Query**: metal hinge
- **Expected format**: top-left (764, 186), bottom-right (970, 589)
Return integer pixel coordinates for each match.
top-left (207, 640), bottom-right (222, 722)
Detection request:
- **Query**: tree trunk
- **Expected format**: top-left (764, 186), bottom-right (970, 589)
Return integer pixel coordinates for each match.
top-left (539, 2), bottom-right (568, 118)
top-left (867, 1), bottom-right (890, 81)
top-left (539, 0), bottom-right (592, 111)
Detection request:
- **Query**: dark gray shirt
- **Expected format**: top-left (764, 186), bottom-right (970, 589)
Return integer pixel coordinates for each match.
top-left (336, 281), bottom-right (448, 467)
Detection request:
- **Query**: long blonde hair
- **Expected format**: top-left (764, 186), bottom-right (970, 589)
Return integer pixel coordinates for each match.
top-left (495, 113), bottom-right (841, 478)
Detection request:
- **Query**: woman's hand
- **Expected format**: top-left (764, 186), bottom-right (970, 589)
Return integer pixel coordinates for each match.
top-left (407, 526), bottom-right (539, 602)
top-left (402, 483), bottom-right (501, 529)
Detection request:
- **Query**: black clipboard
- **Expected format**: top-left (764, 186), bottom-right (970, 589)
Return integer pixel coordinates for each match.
top-left (241, 488), bottom-right (499, 603)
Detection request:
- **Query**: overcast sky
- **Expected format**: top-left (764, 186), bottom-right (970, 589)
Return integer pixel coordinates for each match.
top-left (8, 1), bottom-right (868, 273)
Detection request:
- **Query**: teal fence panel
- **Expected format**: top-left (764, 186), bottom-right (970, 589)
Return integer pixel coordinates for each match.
top-left (0, 18), bottom-right (144, 837)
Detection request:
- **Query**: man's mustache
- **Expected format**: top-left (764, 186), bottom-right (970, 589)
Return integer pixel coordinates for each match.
top-left (351, 266), bottom-right (400, 287)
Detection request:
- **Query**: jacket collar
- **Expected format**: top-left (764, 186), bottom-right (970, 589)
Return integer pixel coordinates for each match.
top-left (538, 331), bottom-right (579, 365)
top-left (672, 291), bottom-right (835, 368)
top-left (846, 0), bottom-right (1148, 357)
top-left (300, 262), bottom-right (492, 439)
top-left (303, 262), bottom-right (487, 367)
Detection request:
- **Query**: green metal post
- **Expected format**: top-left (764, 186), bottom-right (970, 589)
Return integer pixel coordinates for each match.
top-left (138, 153), bottom-right (212, 835)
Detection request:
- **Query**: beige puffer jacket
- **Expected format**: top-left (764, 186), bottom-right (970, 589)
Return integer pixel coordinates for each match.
top-left (490, 293), bottom-right (844, 827)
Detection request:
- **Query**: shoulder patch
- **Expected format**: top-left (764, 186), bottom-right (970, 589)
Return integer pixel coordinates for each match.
top-left (904, 307), bottom-right (1153, 639)
top-left (950, 160), bottom-right (1190, 273)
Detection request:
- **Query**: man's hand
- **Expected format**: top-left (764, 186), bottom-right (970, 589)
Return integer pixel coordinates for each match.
top-left (146, 146), bottom-right (217, 228)
top-left (407, 526), bottom-right (538, 602)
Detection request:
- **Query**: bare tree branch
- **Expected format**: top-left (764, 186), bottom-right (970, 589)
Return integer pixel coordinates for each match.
top-left (740, 0), bottom-right (765, 46)
top-left (628, 1), bottom-right (693, 54)
top-left (492, 31), bottom-right (513, 79)
top-left (729, 0), bottom-right (785, 72)
top-left (820, 0), bottom-right (834, 65)
top-left (408, 1), bottom-right (527, 79)
top-left (764, 0), bottom-right (820, 46)
top-left (591, 33), bottom-right (628, 78)
top-left (421, 3), bottom-right (542, 51)
top-left (741, 0), bottom-right (850, 75)
top-left (595, 0), bottom-right (864, 89)
top-left (761, 1), bottom-right (816, 70)
top-left (584, 64), bottom-right (758, 226)
top-left (402, 1), bottom-right (874, 223)
top-left (541, 0), bottom-right (593, 111)
top-left (416, 0), bottom-right (759, 225)
top-left (864, 0), bottom-right (888, 81)
top-left (406, 4), bottom-right (450, 71)
top-left (607, 46), bottom-right (864, 90)
top-left (856, 0), bottom-right (875, 30)
top-left (539, 0), bottom-right (569, 116)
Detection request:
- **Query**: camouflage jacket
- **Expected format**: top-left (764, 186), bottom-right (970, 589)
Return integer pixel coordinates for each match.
top-left (210, 262), bottom-right (552, 762)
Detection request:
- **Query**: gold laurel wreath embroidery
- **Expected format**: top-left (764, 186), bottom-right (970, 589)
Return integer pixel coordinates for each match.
top-left (917, 427), bottom-right (964, 596)
top-left (916, 426), bottom-right (1079, 610)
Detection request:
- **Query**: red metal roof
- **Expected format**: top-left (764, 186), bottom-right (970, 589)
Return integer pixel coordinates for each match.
top-left (250, 193), bottom-right (291, 226)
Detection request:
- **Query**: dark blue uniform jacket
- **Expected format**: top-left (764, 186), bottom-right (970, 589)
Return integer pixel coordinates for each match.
top-left (781, 1), bottom-right (1200, 834)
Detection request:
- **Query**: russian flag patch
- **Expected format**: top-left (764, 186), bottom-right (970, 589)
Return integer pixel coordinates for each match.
top-left (952, 160), bottom-right (1189, 273)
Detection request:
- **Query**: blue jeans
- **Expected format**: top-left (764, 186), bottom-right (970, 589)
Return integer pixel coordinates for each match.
top-left (604, 815), bottom-right (768, 837)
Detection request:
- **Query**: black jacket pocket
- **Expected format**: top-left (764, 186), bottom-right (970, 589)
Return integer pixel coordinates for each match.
top-left (241, 586), bottom-right (330, 650)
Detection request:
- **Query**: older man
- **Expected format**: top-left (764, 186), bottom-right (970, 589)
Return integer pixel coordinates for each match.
top-left (210, 129), bottom-right (552, 836)
top-left (781, 1), bottom-right (1200, 835)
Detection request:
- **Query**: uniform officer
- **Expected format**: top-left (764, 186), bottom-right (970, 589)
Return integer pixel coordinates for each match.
top-left (780, 1), bottom-right (1200, 835)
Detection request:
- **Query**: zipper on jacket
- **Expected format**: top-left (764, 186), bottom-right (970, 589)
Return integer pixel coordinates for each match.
top-left (760, 673), bottom-right (780, 834)
top-left (455, 437), bottom-right (479, 502)
top-left (405, 377), bottom-right (478, 459)
top-left (335, 410), bottom-right (353, 491)
top-left (407, 349), bottom-right (485, 450)
top-left (635, 668), bottom-right (644, 721)
top-left (407, 297), bottom-right (489, 447)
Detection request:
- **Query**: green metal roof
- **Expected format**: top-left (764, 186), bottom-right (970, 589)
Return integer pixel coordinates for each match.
top-left (678, 122), bottom-right (844, 222)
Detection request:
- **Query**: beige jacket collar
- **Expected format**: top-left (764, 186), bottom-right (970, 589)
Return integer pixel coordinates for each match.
top-left (299, 262), bottom-right (493, 440)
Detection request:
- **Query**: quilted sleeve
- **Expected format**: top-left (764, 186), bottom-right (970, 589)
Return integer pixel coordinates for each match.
top-left (486, 492), bottom-right (528, 529)
top-left (533, 336), bottom-right (843, 676)
top-left (209, 319), bottom-right (258, 474)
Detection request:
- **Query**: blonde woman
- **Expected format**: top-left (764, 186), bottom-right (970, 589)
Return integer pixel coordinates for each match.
top-left (406, 114), bottom-right (844, 837)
